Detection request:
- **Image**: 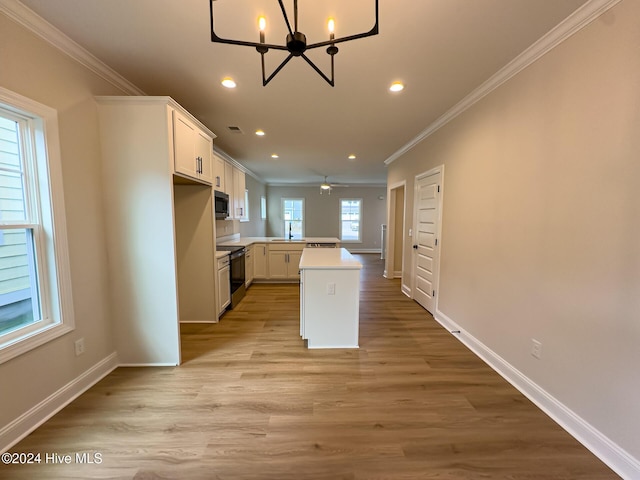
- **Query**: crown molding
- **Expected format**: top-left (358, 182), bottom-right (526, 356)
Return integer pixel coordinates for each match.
top-left (384, 0), bottom-right (622, 166)
top-left (0, 0), bottom-right (145, 96)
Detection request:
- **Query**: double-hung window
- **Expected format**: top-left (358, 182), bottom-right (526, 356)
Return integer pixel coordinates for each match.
top-left (0, 87), bottom-right (74, 363)
top-left (339, 199), bottom-right (362, 242)
top-left (282, 198), bottom-right (304, 239)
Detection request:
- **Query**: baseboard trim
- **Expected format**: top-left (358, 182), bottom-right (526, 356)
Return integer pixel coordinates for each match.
top-left (401, 283), bottom-right (412, 298)
top-left (433, 308), bottom-right (639, 480)
top-left (0, 352), bottom-right (119, 453)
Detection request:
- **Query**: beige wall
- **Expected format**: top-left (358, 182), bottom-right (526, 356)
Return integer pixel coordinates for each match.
top-left (266, 185), bottom-right (387, 251)
top-left (388, 1), bottom-right (640, 462)
top-left (0, 14), bottom-right (122, 429)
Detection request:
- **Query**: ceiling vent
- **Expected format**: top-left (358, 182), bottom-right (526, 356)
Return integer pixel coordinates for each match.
top-left (227, 126), bottom-right (243, 134)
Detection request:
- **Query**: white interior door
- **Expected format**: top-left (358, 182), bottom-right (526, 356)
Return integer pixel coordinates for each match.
top-left (412, 168), bottom-right (442, 314)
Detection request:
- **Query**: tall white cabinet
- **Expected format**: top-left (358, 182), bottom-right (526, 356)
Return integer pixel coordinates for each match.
top-left (96, 96), bottom-right (217, 366)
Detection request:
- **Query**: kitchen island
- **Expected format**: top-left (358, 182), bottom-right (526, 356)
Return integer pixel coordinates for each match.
top-left (299, 248), bottom-right (363, 348)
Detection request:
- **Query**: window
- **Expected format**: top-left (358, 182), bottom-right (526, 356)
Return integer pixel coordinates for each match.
top-left (282, 198), bottom-right (304, 239)
top-left (260, 196), bottom-right (266, 220)
top-left (0, 87), bottom-right (74, 363)
top-left (339, 199), bottom-right (362, 242)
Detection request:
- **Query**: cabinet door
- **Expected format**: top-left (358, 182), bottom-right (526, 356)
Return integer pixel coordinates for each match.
top-left (245, 248), bottom-right (254, 287)
top-left (195, 130), bottom-right (213, 184)
top-left (173, 110), bottom-right (213, 184)
top-left (233, 167), bottom-right (246, 219)
top-left (254, 244), bottom-right (267, 278)
top-left (224, 161), bottom-right (234, 197)
top-left (218, 265), bottom-right (230, 314)
top-left (287, 250), bottom-right (303, 279)
top-left (173, 111), bottom-right (199, 179)
top-left (213, 154), bottom-right (225, 191)
top-left (268, 251), bottom-right (288, 279)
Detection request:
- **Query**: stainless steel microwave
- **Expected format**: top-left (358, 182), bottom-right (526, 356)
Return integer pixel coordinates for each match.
top-left (214, 190), bottom-right (229, 219)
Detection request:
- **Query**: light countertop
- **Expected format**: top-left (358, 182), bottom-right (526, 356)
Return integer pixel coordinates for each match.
top-left (215, 251), bottom-right (230, 259)
top-left (217, 237), bottom-right (340, 247)
top-left (299, 247), bottom-right (362, 270)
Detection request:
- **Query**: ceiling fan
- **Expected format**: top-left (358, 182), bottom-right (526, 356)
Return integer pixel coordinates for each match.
top-left (319, 176), bottom-right (348, 195)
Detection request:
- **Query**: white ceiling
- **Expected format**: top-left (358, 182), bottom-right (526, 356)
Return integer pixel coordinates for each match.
top-left (18, 0), bottom-right (589, 186)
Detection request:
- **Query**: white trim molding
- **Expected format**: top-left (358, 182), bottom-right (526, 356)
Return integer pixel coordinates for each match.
top-left (384, 0), bottom-right (622, 166)
top-left (0, 0), bottom-right (145, 96)
top-left (433, 308), bottom-right (640, 480)
top-left (0, 352), bottom-right (119, 453)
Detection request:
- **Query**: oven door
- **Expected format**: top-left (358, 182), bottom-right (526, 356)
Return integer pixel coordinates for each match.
top-left (228, 249), bottom-right (246, 308)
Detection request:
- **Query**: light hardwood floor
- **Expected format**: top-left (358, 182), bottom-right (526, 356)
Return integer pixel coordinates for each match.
top-left (2, 254), bottom-right (618, 479)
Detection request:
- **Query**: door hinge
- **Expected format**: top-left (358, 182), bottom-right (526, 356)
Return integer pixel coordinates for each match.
top-left (432, 290), bottom-right (436, 297)
top-left (437, 185), bottom-right (440, 193)
top-left (435, 238), bottom-right (438, 246)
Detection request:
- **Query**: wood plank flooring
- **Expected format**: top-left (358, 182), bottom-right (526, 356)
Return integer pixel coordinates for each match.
top-left (2, 254), bottom-right (619, 479)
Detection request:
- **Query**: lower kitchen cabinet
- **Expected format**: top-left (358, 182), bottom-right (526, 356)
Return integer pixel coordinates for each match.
top-left (217, 254), bottom-right (231, 315)
top-left (245, 245), bottom-right (254, 287)
top-left (268, 244), bottom-right (304, 280)
top-left (253, 243), bottom-right (267, 279)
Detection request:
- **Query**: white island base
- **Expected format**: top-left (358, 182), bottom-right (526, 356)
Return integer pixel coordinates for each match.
top-left (299, 248), bottom-right (363, 348)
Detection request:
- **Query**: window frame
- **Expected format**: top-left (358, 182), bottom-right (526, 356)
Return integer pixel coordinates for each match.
top-left (281, 198), bottom-right (304, 240)
top-left (0, 87), bottom-right (74, 364)
top-left (260, 196), bottom-right (266, 220)
top-left (339, 198), bottom-right (363, 243)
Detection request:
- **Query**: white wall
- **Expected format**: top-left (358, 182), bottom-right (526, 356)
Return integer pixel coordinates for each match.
top-left (0, 12), bottom-right (120, 437)
top-left (387, 1), bottom-right (640, 474)
top-left (266, 185), bottom-right (387, 251)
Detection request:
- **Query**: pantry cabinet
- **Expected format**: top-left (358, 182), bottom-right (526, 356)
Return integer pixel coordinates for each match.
top-left (95, 96), bottom-right (217, 366)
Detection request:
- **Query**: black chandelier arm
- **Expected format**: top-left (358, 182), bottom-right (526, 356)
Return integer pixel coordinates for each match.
top-left (277, 0), bottom-right (294, 37)
top-left (211, 30), bottom-right (289, 51)
top-left (262, 53), bottom-right (295, 86)
top-left (306, 26), bottom-right (379, 50)
top-left (300, 53), bottom-right (334, 87)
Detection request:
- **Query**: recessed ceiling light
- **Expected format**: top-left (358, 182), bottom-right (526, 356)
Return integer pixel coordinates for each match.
top-left (348, 154), bottom-right (356, 160)
top-left (271, 154), bottom-right (279, 159)
top-left (389, 81), bottom-right (404, 92)
top-left (221, 77), bottom-right (236, 88)
top-left (255, 130), bottom-right (265, 136)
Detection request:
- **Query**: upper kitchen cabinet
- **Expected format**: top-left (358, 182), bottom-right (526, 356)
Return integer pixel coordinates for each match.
top-left (213, 153), bottom-right (225, 191)
top-left (233, 166), bottom-right (246, 219)
top-left (173, 109), bottom-right (215, 184)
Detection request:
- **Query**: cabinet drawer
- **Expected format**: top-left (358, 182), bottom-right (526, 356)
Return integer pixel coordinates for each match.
top-left (217, 256), bottom-right (230, 269)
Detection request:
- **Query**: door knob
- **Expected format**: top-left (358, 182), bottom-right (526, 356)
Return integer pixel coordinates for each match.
top-left (413, 245), bottom-right (418, 249)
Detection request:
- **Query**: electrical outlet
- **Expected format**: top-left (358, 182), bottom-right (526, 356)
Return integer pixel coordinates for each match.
top-left (75, 338), bottom-right (85, 356)
top-left (327, 282), bottom-right (336, 295)
top-left (531, 339), bottom-right (542, 359)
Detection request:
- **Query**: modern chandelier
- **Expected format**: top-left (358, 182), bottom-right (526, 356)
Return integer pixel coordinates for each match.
top-left (209, 0), bottom-right (379, 87)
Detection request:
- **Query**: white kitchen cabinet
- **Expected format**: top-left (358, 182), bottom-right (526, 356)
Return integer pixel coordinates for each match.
top-left (173, 109), bottom-right (213, 184)
top-left (245, 245), bottom-right (254, 287)
top-left (268, 243), bottom-right (304, 280)
top-left (95, 96), bottom-right (217, 366)
top-left (224, 160), bottom-right (234, 197)
top-left (217, 254), bottom-right (231, 314)
top-left (213, 153), bottom-right (225, 191)
top-left (233, 167), bottom-right (246, 219)
top-left (253, 243), bottom-right (268, 279)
